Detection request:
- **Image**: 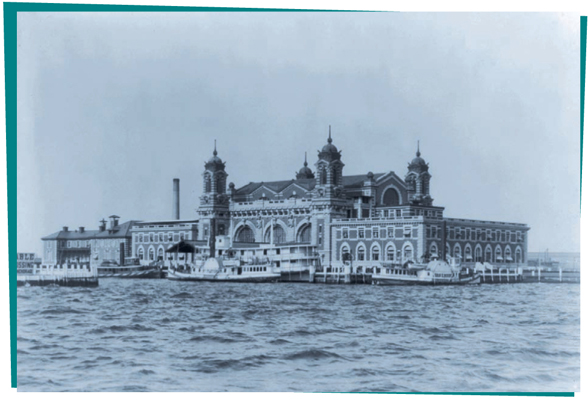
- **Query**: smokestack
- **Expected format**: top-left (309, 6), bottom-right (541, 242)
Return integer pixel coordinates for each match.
top-left (62, 226), bottom-right (69, 232)
top-left (173, 178), bottom-right (180, 220)
top-left (120, 242), bottom-right (125, 266)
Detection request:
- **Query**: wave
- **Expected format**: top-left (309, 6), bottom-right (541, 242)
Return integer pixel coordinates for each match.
top-left (283, 349), bottom-right (344, 361)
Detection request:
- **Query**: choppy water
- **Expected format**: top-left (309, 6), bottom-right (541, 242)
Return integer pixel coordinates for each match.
top-left (17, 280), bottom-right (580, 392)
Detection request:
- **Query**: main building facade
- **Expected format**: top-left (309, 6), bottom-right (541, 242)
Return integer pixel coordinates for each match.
top-left (193, 130), bottom-right (529, 271)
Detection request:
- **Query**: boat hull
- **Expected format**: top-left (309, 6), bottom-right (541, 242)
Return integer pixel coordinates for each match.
top-left (98, 268), bottom-right (163, 279)
top-left (168, 271), bottom-right (280, 283)
top-left (373, 273), bottom-right (481, 286)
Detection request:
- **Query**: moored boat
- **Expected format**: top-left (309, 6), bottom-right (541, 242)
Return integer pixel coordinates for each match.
top-left (97, 260), bottom-right (163, 279)
top-left (372, 258), bottom-right (481, 286)
top-left (167, 257), bottom-right (281, 283)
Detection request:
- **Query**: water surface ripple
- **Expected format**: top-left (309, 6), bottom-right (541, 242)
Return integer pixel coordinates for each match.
top-left (17, 281), bottom-right (580, 392)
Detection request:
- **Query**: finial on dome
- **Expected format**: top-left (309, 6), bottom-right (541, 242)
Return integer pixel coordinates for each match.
top-left (328, 125), bottom-right (332, 144)
top-left (213, 139), bottom-right (218, 156)
top-left (304, 151), bottom-right (308, 167)
top-left (416, 140), bottom-right (421, 157)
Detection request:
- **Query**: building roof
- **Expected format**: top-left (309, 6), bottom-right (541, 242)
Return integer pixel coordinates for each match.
top-left (234, 178), bottom-right (316, 196)
top-left (341, 173), bottom-right (385, 189)
top-left (41, 229), bottom-right (100, 241)
top-left (42, 220), bottom-right (140, 240)
top-left (94, 220), bottom-right (138, 238)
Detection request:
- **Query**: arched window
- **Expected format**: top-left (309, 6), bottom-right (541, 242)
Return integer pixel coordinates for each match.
top-left (357, 246), bottom-right (365, 261)
top-left (341, 245), bottom-right (351, 262)
top-left (430, 243), bottom-right (438, 257)
top-left (454, 244), bottom-right (462, 259)
top-left (386, 246), bottom-right (395, 261)
top-left (264, 225), bottom-right (286, 244)
top-left (236, 226), bottom-right (256, 243)
top-left (320, 168), bottom-right (327, 185)
top-left (297, 225), bottom-right (311, 243)
top-left (148, 248), bottom-right (154, 261)
top-left (495, 246), bottom-right (503, 262)
top-left (157, 247), bottom-right (164, 260)
top-left (485, 246), bottom-right (493, 263)
top-left (403, 244), bottom-right (413, 262)
top-left (475, 246), bottom-right (482, 262)
top-left (371, 246), bottom-right (380, 261)
top-left (505, 246), bottom-right (512, 263)
top-left (137, 247), bottom-right (144, 260)
top-left (515, 248), bottom-right (522, 263)
top-left (205, 174), bottom-right (211, 193)
top-left (159, 233), bottom-right (164, 242)
top-left (465, 245), bottom-right (472, 261)
top-left (383, 188), bottom-right (400, 206)
top-left (168, 233), bottom-right (173, 242)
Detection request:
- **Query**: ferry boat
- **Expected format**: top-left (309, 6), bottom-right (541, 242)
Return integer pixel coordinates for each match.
top-left (97, 259), bottom-right (163, 279)
top-left (167, 256), bottom-right (281, 283)
top-left (371, 257), bottom-right (481, 286)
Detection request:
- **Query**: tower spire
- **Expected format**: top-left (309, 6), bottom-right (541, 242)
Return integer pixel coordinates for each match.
top-left (416, 140), bottom-right (421, 157)
top-left (328, 125), bottom-right (332, 144)
top-left (304, 151), bottom-right (308, 167)
top-left (213, 139), bottom-right (217, 156)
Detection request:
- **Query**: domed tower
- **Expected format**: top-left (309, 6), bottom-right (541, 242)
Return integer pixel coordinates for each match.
top-left (405, 141), bottom-right (433, 206)
top-left (296, 152), bottom-right (315, 180)
top-left (198, 141), bottom-right (230, 244)
top-left (315, 126), bottom-right (344, 189)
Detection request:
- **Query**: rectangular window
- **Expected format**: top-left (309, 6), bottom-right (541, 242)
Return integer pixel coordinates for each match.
top-left (404, 226), bottom-right (411, 238)
top-left (383, 210), bottom-right (389, 218)
top-left (426, 227), bottom-right (431, 238)
top-left (388, 228), bottom-right (394, 238)
top-left (373, 227), bottom-right (379, 238)
top-left (396, 210), bottom-right (401, 217)
top-left (343, 229), bottom-right (349, 239)
top-left (358, 228), bottom-right (365, 238)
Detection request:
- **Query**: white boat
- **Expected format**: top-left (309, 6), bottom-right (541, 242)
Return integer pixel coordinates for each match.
top-left (372, 258), bottom-right (481, 286)
top-left (167, 257), bottom-right (281, 283)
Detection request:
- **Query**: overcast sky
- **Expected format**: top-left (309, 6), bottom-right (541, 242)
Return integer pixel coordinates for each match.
top-left (16, 12), bottom-right (580, 254)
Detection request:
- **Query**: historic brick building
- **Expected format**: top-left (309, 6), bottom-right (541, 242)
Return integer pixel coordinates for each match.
top-left (194, 128), bottom-right (529, 270)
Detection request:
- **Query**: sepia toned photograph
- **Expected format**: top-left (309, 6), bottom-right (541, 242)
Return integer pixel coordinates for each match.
top-left (14, 10), bottom-right (580, 392)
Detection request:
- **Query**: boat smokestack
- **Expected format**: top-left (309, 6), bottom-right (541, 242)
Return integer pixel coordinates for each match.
top-left (441, 220), bottom-right (447, 261)
top-left (173, 178), bottom-right (180, 220)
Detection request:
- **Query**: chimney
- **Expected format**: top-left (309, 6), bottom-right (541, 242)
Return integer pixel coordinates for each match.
top-left (62, 226), bottom-right (69, 232)
top-left (79, 227), bottom-right (85, 233)
top-left (99, 219), bottom-right (107, 232)
top-left (173, 178), bottom-right (180, 220)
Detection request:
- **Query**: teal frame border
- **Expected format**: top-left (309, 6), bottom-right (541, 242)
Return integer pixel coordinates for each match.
top-left (4, 3), bottom-right (584, 395)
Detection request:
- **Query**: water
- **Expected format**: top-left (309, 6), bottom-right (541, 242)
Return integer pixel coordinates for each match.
top-left (17, 280), bottom-right (580, 392)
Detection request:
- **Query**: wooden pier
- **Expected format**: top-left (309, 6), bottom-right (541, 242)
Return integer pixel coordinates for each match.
top-left (17, 263), bottom-right (99, 287)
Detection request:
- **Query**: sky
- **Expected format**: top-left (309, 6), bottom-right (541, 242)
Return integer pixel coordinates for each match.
top-left (16, 12), bottom-right (580, 254)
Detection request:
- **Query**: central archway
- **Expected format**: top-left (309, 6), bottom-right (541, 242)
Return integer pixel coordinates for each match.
top-left (264, 225), bottom-right (286, 244)
top-left (235, 226), bottom-right (256, 243)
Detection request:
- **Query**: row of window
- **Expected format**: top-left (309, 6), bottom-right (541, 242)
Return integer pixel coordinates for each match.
top-left (340, 243), bottom-right (414, 262)
top-left (379, 209), bottom-right (442, 218)
top-left (426, 227), bottom-right (525, 243)
top-left (342, 226), bottom-right (414, 240)
top-left (136, 232), bottom-right (190, 244)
